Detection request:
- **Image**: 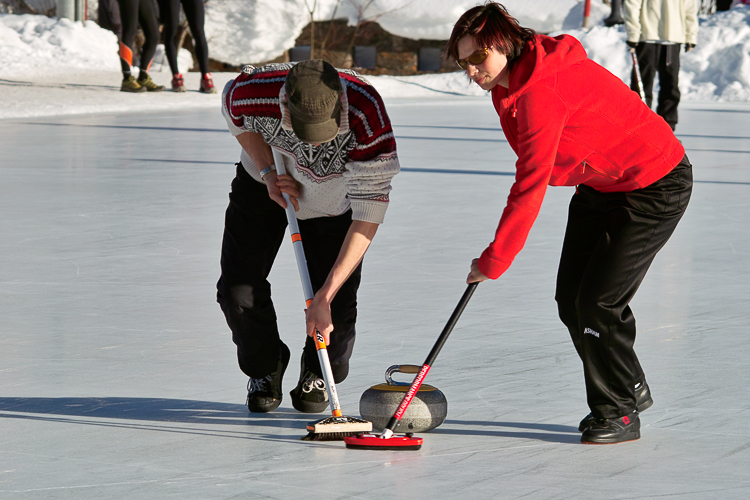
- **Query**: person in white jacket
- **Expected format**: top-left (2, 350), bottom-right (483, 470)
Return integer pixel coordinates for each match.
top-left (624, 0), bottom-right (698, 130)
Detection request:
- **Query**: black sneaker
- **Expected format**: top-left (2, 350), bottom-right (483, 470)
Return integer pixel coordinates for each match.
top-left (578, 380), bottom-right (653, 432)
top-left (246, 343), bottom-right (290, 413)
top-left (289, 357), bottom-right (329, 413)
top-left (581, 412), bottom-right (640, 444)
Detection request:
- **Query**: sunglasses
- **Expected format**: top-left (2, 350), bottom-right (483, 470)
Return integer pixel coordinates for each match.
top-left (456, 47), bottom-right (490, 70)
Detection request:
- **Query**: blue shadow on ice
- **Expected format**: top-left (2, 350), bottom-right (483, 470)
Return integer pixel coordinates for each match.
top-left (0, 398), bottom-right (581, 444)
top-left (21, 121), bottom-right (226, 134)
top-left (433, 419), bottom-right (581, 444)
top-left (0, 397), bottom-right (313, 443)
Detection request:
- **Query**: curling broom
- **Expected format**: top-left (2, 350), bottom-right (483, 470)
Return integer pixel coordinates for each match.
top-left (270, 148), bottom-right (372, 441)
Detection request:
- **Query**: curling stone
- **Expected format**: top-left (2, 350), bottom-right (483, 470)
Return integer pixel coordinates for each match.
top-left (359, 364), bottom-right (447, 433)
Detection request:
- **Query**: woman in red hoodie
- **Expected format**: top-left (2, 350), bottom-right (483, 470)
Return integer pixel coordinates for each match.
top-left (447, 2), bottom-right (692, 444)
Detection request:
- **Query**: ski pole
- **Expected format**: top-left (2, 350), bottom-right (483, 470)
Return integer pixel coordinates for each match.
top-left (631, 51), bottom-right (646, 103)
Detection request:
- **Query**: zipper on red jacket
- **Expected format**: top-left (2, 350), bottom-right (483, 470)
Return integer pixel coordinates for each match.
top-left (582, 160), bottom-right (617, 179)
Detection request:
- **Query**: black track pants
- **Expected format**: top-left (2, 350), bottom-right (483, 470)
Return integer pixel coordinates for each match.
top-left (631, 42), bottom-right (682, 130)
top-left (216, 164), bottom-right (360, 383)
top-left (555, 156), bottom-right (692, 419)
top-left (116, 0), bottom-right (160, 74)
top-left (157, 0), bottom-right (210, 75)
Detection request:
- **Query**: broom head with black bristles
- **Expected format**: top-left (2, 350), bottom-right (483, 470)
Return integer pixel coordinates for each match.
top-left (301, 416), bottom-right (373, 441)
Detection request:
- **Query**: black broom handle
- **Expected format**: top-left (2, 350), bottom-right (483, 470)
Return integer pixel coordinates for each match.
top-left (382, 282), bottom-right (479, 436)
top-left (424, 282), bottom-right (478, 366)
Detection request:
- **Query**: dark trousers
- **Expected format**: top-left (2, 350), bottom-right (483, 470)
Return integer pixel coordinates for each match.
top-left (631, 42), bottom-right (682, 130)
top-left (717, 0), bottom-right (732, 11)
top-left (156, 0), bottom-right (210, 75)
top-left (216, 165), bottom-right (361, 383)
top-left (555, 156), bottom-right (692, 419)
top-left (116, 0), bottom-right (160, 74)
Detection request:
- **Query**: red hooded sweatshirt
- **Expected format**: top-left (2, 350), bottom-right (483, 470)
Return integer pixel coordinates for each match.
top-left (477, 34), bottom-right (685, 280)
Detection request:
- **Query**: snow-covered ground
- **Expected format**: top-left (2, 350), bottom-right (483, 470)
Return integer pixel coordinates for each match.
top-left (203, 0), bottom-right (585, 65)
top-left (2, 3), bottom-right (750, 120)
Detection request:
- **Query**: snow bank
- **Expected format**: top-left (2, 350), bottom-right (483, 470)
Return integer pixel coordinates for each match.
top-left (204, 0), bottom-right (580, 66)
top-left (561, 6), bottom-right (750, 102)
top-left (681, 6), bottom-right (750, 101)
top-left (0, 13), bottom-right (195, 77)
top-left (204, 0), bottom-right (312, 67)
top-left (0, 14), bottom-right (119, 74)
top-left (4, 4), bottom-right (750, 120)
top-left (334, 0), bottom-right (580, 41)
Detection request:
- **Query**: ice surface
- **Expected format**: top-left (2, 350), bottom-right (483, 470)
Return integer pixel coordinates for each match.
top-left (0, 95), bottom-right (749, 498)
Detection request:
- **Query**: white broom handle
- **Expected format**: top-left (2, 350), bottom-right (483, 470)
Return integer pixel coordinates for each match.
top-left (270, 148), bottom-right (343, 417)
top-left (272, 150), bottom-right (314, 304)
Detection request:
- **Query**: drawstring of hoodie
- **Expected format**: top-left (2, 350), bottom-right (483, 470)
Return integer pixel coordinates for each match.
top-left (512, 101), bottom-right (517, 118)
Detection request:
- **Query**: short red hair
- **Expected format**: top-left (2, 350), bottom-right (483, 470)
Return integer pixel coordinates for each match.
top-left (446, 2), bottom-right (535, 61)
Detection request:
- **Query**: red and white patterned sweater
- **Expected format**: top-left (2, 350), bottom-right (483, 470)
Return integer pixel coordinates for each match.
top-left (222, 63), bottom-right (400, 224)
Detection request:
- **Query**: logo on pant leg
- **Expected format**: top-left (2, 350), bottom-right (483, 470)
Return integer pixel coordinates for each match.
top-left (584, 327), bottom-right (600, 338)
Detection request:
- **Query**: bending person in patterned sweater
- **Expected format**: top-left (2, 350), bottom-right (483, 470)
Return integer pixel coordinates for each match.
top-left (217, 60), bottom-right (400, 414)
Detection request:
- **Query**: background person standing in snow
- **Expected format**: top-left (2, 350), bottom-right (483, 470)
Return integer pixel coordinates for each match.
top-left (115, 0), bottom-right (165, 92)
top-left (218, 60), bottom-right (400, 414)
top-left (156, 0), bottom-right (216, 93)
top-left (623, 0), bottom-right (698, 131)
top-left (447, 2), bottom-right (692, 444)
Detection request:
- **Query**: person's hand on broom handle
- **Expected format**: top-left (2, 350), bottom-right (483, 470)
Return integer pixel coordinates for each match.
top-left (265, 171), bottom-right (300, 212)
top-left (467, 258), bottom-right (490, 284)
top-left (305, 298), bottom-right (334, 346)
top-left (233, 131), bottom-right (300, 211)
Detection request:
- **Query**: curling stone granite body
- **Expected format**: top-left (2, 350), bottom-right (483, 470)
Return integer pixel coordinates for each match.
top-left (359, 383), bottom-right (447, 432)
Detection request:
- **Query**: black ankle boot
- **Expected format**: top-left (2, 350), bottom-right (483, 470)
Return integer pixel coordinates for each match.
top-left (603, 0), bottom-right (624, 26)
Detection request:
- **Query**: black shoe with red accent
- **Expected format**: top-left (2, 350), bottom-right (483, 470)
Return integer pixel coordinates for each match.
top-left (581, 412), bottom-right (640, 444)
top-left (578, 380), bottom-right (653, 432)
